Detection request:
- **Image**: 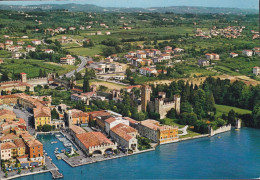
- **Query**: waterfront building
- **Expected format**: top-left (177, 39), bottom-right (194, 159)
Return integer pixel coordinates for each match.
top-left (104, 117), bottom-right (130, 135)
top-left (138, 119), bottom-right (178, 144)
top-left (74, 131), bottom-right (117, 156)
top-left (25, 139), bottom-right (44, 166)
top-left (110, 123), bottom-right (138, 151)
top-left (69, 125), bottom-right (86, 137)
top-left (0, 142), bottom-right (16, 160)
top-left (14, 138), bottom-right (26, 157)
top-left (33, 107), bottom-right (51, 129)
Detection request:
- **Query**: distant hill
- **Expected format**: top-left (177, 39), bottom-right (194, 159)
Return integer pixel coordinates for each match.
top-left (0, 3), bottom-right (258, 14)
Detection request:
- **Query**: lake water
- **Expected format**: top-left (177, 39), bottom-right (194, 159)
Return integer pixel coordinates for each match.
top-left (15, 128), bottom-right (260, 179)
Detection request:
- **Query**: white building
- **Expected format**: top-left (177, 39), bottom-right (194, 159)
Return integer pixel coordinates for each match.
top-left (104, 117), bottom-right (130, 135)
top-left (230, 52), bottom-right (238, 58)
top-left (110, 123), bottom-right (138, 151)
top-left (32, 40), bottom-right (41, 45)
top-left (242, 50), bottom-right (253, 57)
top-left (253, 66), bottom-right (260, 76)
top-left (137, 53), bottom-right (146, 59)
top-left (60, 55), bottom-right (76, 65)
top-left (26, 45), bottom-right (36, 52)
top-left (139, 67), bottom-right (157, 76)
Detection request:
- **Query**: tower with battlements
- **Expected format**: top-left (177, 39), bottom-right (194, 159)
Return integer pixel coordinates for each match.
top-left (20, 72), bottom-right (27, 83)
top-left (141, 85), bottom-right (151, 112)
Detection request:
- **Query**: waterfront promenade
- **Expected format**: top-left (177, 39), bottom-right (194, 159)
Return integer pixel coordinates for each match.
top-left (58, 130), bottom-right (156, 167)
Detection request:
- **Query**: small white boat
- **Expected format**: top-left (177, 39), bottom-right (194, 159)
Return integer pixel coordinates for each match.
top-left (51, 141), bottom-right (58, 144)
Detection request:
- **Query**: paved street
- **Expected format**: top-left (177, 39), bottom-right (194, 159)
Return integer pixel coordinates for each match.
top-left (13, 107), bottom-right (35, 135)
top-left (0, 155), bottom-right (56, 180)
top-left (63, 56), bottom-right (90, 78)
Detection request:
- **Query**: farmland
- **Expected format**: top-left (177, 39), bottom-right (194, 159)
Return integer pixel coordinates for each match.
top-left (0, 59), bottom-right (76, 78)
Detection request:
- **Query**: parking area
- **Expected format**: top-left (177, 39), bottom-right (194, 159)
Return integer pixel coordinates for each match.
top-left (13, 106), bottom-right (35, 135)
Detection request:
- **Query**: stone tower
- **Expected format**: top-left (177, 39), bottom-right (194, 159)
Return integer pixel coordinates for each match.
top-left (68, 110), bottom-right (72, 128)
top-left (141, 85), bottom-right (151, 112)
top-left (20, 72), bottom-right (27, 83)
top-left (174, 95), bottom-right (181, 115)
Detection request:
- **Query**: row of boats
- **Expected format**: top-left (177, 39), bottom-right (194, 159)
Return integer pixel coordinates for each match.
top-left (52, 134), bottom-right (73, 148)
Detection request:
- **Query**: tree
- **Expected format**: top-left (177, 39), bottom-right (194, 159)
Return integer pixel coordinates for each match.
top-left (51, 109), bottom-right (59, 120)
top-left (83, 76), bottom-right (90, 92)
top-left (42, 124), bottom-right (52, 132)
top-left (227, 109), bottom-right (236, 126)
top-left (1, 72), bottom-right (9, 82)
top-left (167, 108), bottom-right (176, 119)
top-left (39, 69), bottom-right (43, 77)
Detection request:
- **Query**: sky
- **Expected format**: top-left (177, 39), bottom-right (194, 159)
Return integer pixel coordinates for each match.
top-left (0, 0), bottom-right (259, 9)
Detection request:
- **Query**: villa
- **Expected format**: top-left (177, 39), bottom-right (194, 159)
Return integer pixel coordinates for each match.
top-left (137, 119), bottom-right (178, 144)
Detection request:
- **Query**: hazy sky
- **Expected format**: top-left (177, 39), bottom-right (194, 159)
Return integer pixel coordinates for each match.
top-left (0, 0), bottom-right (259, 9)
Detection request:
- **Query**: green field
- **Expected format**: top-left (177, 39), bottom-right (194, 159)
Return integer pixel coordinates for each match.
top-left (66, 45), bottom-right (105, 56)
top-left (215, 104), bottom-right (252, 117)
top-left (0, 50), bottom-right (11, 58)
top-left (0, 59), bottom-right (76, 78)
top-left (77, 79), bottom-right (126, 90)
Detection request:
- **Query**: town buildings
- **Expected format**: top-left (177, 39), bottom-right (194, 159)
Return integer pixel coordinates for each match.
top-left (137, 119), bottom-right (178, 144)
top-left (0, 72), bottom-right (34, 92)
top-left (198, 59), bottom-right (210, 67)
top-left (0, 115), bottom-right (45, 167)
top-left (70, 125), bottom-right (117, 156)
top-left (110, 123), bottom-right (138, 151)
top-left (253, 66), bottom-right (260, 76)
top-left (230, 52), bottom-right (238, 58)
top-left (205, 53), bottom-right (220, 60)
top-left (67, 109), bottom-right (88, 126)
top-left (242, 50), bottom-right (253, 57)
top-left (60, 55), bottom-right (76, 65)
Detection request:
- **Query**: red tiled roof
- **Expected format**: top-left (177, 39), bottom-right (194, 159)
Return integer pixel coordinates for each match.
top-left (111, 123), bottom-right (136, 141)
top-left (76, 132), bottom-right (113, 149)
top-left (105, 117), bottom-right (116, 124)
top-left (1, 142), bottom-right (17, 150)
top-left (70, 125), bottom-right (86, 135)
top-left (26, 139), bottom-right (42, 147)
top-left (14, 138), bottom-right (26, 148)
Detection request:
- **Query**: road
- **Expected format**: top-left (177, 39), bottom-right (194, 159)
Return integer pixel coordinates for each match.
top-left (62, 56), bottom-right (90, 78)
top-left (179, 125), bottom-right (188, 136)
top-left (13, 107), bottom-right (35, 135)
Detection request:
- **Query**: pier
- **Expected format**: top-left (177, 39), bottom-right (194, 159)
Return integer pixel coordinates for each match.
top-left (51, 170), bottom-right (63, 179)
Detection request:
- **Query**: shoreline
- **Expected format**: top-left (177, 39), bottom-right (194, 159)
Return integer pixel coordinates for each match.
top-left (3, 169), bottom-right (51, 180)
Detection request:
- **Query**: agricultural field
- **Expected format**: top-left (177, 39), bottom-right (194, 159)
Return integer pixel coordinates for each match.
top-left (0, 59), bottom-right (76, 78)
top-left (77, 79), bottom-right (127, 90)
top-left (215, 104), bottom-right (252, 117)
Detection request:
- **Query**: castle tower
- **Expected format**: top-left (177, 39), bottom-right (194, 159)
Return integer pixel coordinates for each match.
top-left (141, 85), bottom-right (151, 112)
top-left (174, 95), bottom-right (181, 115)
top-left (20, 72), bottom-right (27, 83)
top-left (68, 110), bottom-right (72, 128)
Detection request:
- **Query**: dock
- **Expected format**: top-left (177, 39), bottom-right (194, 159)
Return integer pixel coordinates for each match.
top-left (51, 170), bottom-right (63, 179)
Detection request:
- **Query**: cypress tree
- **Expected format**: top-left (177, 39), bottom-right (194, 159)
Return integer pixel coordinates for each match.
top-left (83, 76), bottom-right (90, 92)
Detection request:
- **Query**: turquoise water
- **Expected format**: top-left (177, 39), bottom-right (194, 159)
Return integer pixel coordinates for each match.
top-left (16, 128), bottom-right (260, 179)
